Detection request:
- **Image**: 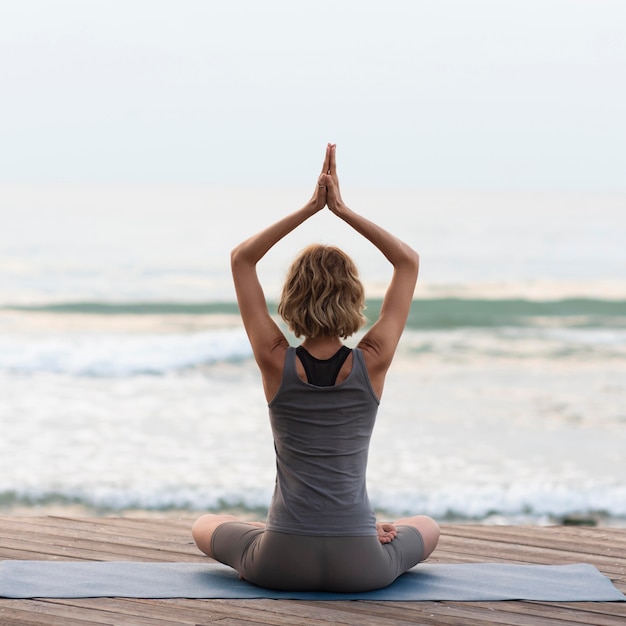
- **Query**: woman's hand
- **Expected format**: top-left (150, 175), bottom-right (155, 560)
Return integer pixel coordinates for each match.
top-left (377, 522), bottom-right (398, 544)
top-left (322, 144), bottom-right (347, 215)
top-left (310, 143), bottom-right (333, 211)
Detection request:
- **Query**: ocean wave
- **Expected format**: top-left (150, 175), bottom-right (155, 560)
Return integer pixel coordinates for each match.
top-left (0, 329), bottom-right (253, 376)
top-left (401, 326), bottom-right (626, 361)
top-left (2, 297), bottom-right (625, 375)
top-left (3, 301), bottom-right (242, 316)
top-left (5, 296), bottom-right (626, 329)
top-left (2, 326), bottom-right (623, 376)
top-left (403, 297), bottom-right (626, 330)
top-left (369, 483), bottom-right (626, 520)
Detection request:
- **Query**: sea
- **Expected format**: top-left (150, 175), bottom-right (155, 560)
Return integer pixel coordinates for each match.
top-left (1, 184), bottom-right (625, 525)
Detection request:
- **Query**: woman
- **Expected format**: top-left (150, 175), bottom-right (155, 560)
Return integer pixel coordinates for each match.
top-left (192, 144), bottom-right (439, 592)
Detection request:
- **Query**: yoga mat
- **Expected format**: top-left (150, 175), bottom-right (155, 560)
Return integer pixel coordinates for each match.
top-left (1, 560), bottom-right (624, 601)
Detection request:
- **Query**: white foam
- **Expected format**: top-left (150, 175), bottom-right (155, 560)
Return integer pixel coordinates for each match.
top-left (369, 483), bottom-right (626, 519)
top-left (3, 482), bottom-right (626, 521)
top-left (0, 329), bottom-right (252, 376)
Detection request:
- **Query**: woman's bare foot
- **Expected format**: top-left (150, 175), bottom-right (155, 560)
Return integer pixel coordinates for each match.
top-left (377, 522), bottom-right (397, 544)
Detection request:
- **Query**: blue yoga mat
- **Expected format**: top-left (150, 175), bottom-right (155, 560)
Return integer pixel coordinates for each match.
top-left (1, 560), bottom-right (624, 601)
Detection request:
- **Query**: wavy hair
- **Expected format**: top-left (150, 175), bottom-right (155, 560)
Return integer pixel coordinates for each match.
top-left (278, 244), bottom-right (366, 339)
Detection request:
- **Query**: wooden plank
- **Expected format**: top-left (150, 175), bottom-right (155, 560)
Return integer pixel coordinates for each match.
top-left (294, 598), bottom-right (587, 626)
top-left (193, 597), bottom-right (419, 626)
top-left (444, 525), bottom-right (626, 553)
top-left (0, 517), bottom-right (201, 563)
top-left (48, 598), bottom-right (357, 626)
top-left (434, 534), bottom-right (625, 571)
top-left (0, 600), bottom-right (114, 626)
top-left (0, 526), bottom-right (199, 562)
top-left (0, 516), bottom-right (193, 548)
top-left (481, 600), bottom-right (626, 624)
top-left (309, 596), bottom-right (626, 626)
top-left (42, 599), bottom-right (205, 626)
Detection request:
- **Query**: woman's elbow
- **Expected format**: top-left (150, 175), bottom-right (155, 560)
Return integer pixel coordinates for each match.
top-left (230, 245), bottom-right (247, 268)
top-left (405, 245), bottom-right (420, 273)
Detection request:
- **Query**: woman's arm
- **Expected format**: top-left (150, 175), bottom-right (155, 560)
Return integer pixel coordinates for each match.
top-left (323, 146), bottom-right (419, 395)
top-left (231, 145), bottom-right (332, 400)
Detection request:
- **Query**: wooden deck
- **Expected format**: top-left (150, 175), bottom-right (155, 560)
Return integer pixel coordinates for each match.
top-left (0, 516), bottom-right (624, 625)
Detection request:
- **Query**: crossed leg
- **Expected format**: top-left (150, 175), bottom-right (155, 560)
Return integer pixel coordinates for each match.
top-left (192, 513), bottom-right (242, 559)
top-left (390, 514), bottom-right (440, 558)
top-left (193, 513), bottom-right (440, 560)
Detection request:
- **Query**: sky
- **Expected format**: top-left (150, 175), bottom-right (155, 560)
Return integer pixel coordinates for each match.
top-left (1, 0), bottom-right (625, 190)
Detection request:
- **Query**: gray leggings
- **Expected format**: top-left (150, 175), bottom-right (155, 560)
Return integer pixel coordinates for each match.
top-left (211, 522), bottom-right (425, 592)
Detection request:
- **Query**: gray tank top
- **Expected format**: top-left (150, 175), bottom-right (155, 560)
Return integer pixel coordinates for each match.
top-left (266, 347), bottom-right (380, 536)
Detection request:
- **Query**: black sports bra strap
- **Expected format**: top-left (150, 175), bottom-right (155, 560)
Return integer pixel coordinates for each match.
top-left (295, 345), bottom-right (352, 387)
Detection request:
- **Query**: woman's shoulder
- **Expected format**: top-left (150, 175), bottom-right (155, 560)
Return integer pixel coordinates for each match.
top-left (258, 343), bottom-right (292, 403)
top-left (354, 340), bottom-right (388, 399)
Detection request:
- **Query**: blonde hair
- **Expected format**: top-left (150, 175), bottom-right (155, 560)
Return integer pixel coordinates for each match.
top-left (278, 244), bottom-right (366, 339)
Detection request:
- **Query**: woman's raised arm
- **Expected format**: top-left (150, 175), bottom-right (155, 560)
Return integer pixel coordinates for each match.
top-left (322, 146), bottom-right (419, 396)
top-left (230, 145), bottom-right (332, 400)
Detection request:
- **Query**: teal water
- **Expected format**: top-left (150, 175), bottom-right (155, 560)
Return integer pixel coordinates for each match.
top-left (6, 296), bottom-right (626, 327)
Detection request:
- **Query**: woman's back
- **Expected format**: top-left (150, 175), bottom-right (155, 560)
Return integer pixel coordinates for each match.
top-left (267, 347), bottom-right (379, 536)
